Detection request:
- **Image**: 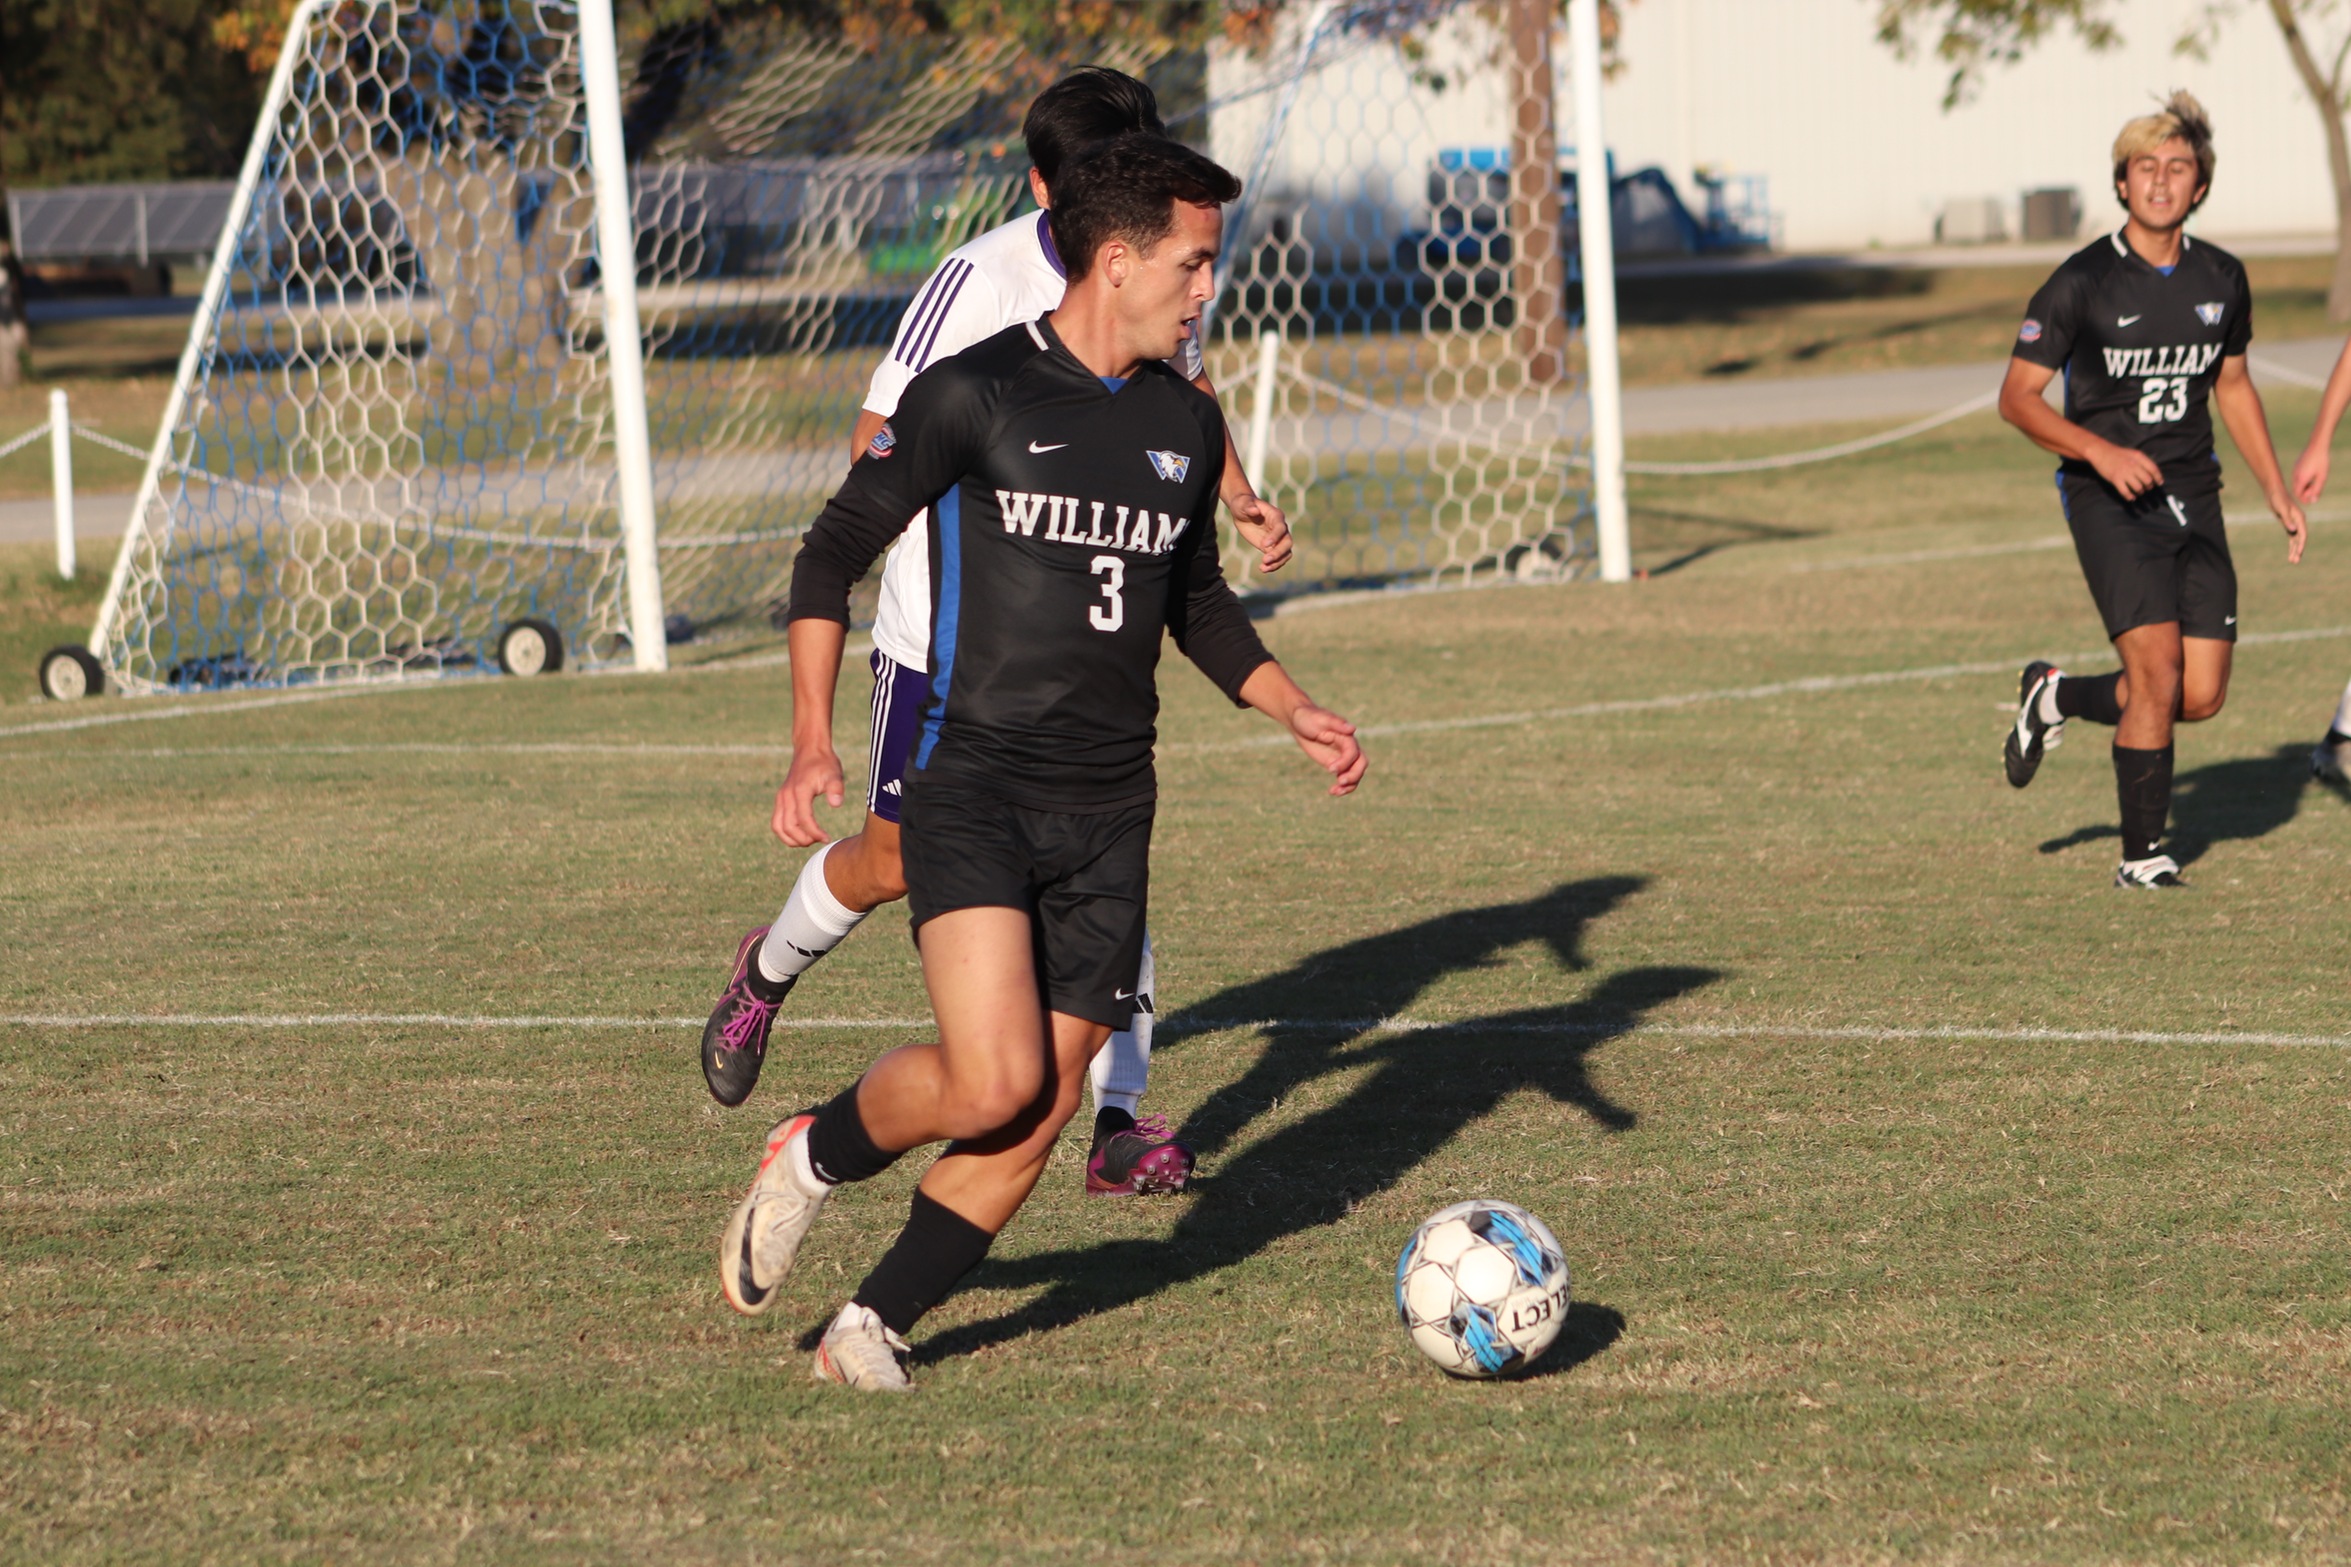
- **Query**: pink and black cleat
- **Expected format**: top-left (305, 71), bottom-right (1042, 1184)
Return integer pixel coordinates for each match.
top-left (701, 926), bottom-right (791, 1107)
top-left (1084, 1114), bottom-right (1195, 1196)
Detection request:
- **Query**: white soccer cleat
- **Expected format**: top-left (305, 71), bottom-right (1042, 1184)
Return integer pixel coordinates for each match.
top-left (2114, 854), bottom-right (2186, 889)
top-left (812, 1302), bottom-right (913, 1391)
top-left (717, 1114), bottom-right (829, 1317)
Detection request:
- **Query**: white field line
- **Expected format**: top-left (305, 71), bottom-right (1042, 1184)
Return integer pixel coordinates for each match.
top-left (13, 625), bottom-right (2350, 763)
top-left (3, 1011), bottom-right (2344, 1051)
top-left (1787, 508), bottom-right (2350, 574)
top-left (1166, 623), bottom-right (2351, 754)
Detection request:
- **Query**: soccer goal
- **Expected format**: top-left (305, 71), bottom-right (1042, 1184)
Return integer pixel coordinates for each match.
top-left (64, 0), bottom-right (1607, 698)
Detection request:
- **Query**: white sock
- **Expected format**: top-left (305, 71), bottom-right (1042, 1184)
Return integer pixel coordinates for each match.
top-left (2037, 673), bottom-right (2064, 725)
top-left (1090, 933), bottom-right (1154, 1117)
top-left (783, 1121), bottom-right (830, 1198)
top-left (759, 843), bottom-right (867, 984)
top-left (2330, 677), bottom-right (2351, 737)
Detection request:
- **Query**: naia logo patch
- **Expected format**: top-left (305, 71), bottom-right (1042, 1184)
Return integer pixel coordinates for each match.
top-left (2017, 318), bottom-right (2044, 343)
top-left (866, 422), bottom-right (897, 459)
top-left (1146, 449), bottom-right (1191, 482)
top-left (2196, 301), bottom-right (2227, 326)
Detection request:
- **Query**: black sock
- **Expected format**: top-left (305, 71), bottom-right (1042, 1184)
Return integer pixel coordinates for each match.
top-left (743, 960), bottom-right (792, 1004)
top-left (2056, 670), bottom-right (2124, 725)
top-left (850, 1190), bottom-right (996, 1337)
top-left (1092, 1106), bottom-right (1137, 1148)
top-left (2113, 743), bottom-right (2174, 862)
top-left (2328, 728), bottom-right (2351, 747)
top-left (803, 1083), bottom-right (901, 1187)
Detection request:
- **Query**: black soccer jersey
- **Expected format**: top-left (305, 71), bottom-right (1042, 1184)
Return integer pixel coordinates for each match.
top-left (788, 317), bottom-right (1273, 812)
top-left (2013, 229), bottom-right (2253, 486)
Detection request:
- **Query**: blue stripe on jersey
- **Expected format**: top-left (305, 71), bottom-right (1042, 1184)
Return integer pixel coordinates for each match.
top-left (916, 485), bottom-right (963, 769)
top-left (908, 261), bottom-right (975, 369)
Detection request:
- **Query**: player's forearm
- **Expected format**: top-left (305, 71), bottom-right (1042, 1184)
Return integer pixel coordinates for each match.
top-left (1195, 368), bottom-right (1258, 507)
top-left (1237, 659), bottom-right (1313, 727)
top-left (2308, 347), bottom-right (2351, 456)
top-left (1999, 383), bottom-right (2104, 465)
top-left (787, 617), bottom-right (847, 753)
top-left (2216, 377), bottom-right (2290, 495)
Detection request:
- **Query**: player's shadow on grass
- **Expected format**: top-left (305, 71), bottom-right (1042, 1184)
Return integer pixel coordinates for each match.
top-left (914, 877), bottom-right (1717, 1372)
top-left (2037, 743), bottom-right (2320, 866)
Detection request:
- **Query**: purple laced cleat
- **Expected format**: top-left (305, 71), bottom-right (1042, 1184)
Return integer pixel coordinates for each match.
top-left (701, 926), bottom-right (791, 1107)
top-left (1085, 1113), bottom-right (1195, 1196)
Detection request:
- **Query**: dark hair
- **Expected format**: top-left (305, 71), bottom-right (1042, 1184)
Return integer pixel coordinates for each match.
top-left (1048, 134), bottom-right (1243, 280)
top-left (1022, 67), bottom-right (1165, 185)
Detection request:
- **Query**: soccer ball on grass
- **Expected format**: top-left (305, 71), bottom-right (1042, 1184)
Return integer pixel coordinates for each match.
top-left (1394, 1200), bottom-right (1572, 1378)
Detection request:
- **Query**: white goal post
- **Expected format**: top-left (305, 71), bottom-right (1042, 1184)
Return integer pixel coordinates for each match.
top-left (70, 0), bottom-right (1611, 699)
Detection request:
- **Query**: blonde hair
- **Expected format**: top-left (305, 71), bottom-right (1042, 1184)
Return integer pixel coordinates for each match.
top-left (2112, 91), bottom-right (2215, 211)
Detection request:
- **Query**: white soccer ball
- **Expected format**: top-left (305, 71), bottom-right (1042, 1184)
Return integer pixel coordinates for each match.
top-left (1393, 1200), bottom-right (1572, 1378)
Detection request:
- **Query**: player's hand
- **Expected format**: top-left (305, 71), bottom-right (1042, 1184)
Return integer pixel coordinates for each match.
top-left (1229, 492), bottom-right (1293, 573)
top-left (1288, 702), bottom-right (1366, 796)
top-left (772, 746), bottom-right (845, 846)
top-left (2271, 488), bottom-right (2309, 565)
top-left (2293, 445), bottom-right (2331, 506)
top-left (2088, 439), bottom-right (2162, 500)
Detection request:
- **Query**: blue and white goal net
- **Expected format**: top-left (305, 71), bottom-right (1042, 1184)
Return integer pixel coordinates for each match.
top-left (90, 0), bottom-right (1589, 693)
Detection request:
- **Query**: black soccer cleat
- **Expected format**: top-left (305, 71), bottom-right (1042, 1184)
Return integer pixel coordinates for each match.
top-left (702, 926), bottom-right (791, 1107)
top-left (2004, 660), bottom-right (2066, 789)
top-left (2313, 732), bottom-right (2351, 784)
top-left (2114, 854), bottom-right (2186, 889)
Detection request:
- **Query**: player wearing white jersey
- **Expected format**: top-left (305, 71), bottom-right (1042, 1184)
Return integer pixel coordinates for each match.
top-left (701, 70), bottom-right (1291, 1198)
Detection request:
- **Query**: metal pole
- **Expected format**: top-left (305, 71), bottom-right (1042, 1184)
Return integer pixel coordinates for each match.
top-left (92, 0), bottom-right (326, 666)
top-left (578, 0), bottom-right (667, 673)
top-left (1568, 0), bottom-right (1631, 583)
top-left (1245, 326), bottom-right (1281, 484)
top-left (1506, 0), bottom-right (1567, 385)
top-left (49, 389), bottom-right (74, 580)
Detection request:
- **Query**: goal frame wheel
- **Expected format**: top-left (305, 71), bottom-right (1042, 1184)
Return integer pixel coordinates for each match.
top-left (38, 645), bottom-right (106, 702)
top-left (496, 619), bottom-right (564, 678)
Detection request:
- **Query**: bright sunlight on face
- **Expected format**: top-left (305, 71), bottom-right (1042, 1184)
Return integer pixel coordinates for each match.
top-left (2120, 136), bottom-right (2203, 231)
top-left (1119, 200), bottom-right (1222, 364)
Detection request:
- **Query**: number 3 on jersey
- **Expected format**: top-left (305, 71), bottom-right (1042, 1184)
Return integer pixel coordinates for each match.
top-left (1089, 554), bottom-right (1125, 632)
top-left (2138, 375), bottom-right (2189, 424)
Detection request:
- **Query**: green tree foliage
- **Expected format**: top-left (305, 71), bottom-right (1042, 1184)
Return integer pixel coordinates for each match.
top-left (0, 0), bottom-right (265, 186)
top-left (1873, 0), bottom-right (2119, 109)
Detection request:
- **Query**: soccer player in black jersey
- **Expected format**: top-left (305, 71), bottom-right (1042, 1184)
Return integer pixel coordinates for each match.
top-left (1998, 93), bottom-right (2305, 888)
top-left (711, 135), bottom-right (1367, 1389)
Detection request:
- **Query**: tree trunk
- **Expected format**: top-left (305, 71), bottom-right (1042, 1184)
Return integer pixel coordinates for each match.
top-left (390, 150), bottom-right (580, 406)
top-left (2267, 0), bottom-right (2351, 320)
top-left (1506, 0), bottom-right (1567, 384)
top-left (0, 234), bottom-right (27, 391)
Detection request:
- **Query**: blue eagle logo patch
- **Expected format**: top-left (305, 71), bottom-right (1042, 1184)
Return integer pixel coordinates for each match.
top-left (866, 423), bottom-right (897, 459)
top-left (1146, 449), bottom-right (1191, 482)
top-left (2196, 301), bottom-right (2226, 326)
top-left (2017, 318), bottom-right (2043, 343)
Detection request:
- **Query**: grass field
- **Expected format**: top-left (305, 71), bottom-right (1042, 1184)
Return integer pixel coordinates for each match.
top-left (4, 389), bottom-right (2350, 1563)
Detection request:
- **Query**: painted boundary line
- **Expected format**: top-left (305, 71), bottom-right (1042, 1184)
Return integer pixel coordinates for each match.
top-left (3, 1012), bottom-right (2343, 1050)
top-left (12, 625), bottom-right (2348, 761)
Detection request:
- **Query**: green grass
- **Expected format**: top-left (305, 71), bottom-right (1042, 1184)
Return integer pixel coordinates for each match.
top-left (4, 402), bottom-right (2351, 1563)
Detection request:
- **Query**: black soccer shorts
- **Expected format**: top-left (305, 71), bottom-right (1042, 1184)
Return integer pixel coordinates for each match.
top-left (898, 776), bottom-right (1151, 1030)
top-left (2059, 474), bottom-right (2237, 643)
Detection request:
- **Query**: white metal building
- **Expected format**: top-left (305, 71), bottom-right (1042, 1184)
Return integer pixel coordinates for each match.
top-left (1599, 0), bottom-right (2336, 250)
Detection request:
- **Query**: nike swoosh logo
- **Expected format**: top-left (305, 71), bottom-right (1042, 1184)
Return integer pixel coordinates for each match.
top-left (1028, 441), bottom-right (1067, 453)
top-left (2117, 315), bottom-right (2142, 326)
top-left (1114, 988), bottom-right (1137, 1000)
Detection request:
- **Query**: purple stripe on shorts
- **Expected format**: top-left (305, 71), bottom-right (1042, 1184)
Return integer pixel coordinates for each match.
top-left (865, 648), bottom-right (931, 824)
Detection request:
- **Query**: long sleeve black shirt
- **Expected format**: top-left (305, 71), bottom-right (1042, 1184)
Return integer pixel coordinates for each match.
top-left (788, 316), bottom-right (1274, 811)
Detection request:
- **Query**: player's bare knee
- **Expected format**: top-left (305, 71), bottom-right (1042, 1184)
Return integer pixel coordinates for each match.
top-left (2180, 688), bottom-right (2226, 723)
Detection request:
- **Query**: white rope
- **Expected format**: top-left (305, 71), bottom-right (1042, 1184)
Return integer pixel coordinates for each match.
top-left (0, 422), bottom-right (48, 461)
top-left (2249, 354), bottom-right (2332, 392)
top-left (1613, 389), bottom-right (2003, 475)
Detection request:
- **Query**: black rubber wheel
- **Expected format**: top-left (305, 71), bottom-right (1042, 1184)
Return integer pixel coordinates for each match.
top-left (497, 619), bottom-right (564, 677)
top-left (39, 645), bottom-right (105, 702)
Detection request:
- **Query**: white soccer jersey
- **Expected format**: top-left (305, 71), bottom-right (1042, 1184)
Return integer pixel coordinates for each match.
top-left (862, 209), bottom-right (1207, 670)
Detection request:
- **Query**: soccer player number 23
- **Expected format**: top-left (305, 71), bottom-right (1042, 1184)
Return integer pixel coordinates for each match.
top-left (1089, 554), bottom-right (1126, 631)
top-left (2138, 375), bottom-right (2189, 424)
